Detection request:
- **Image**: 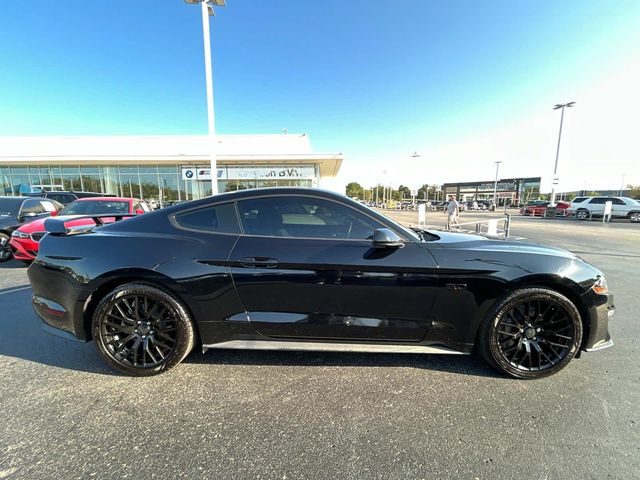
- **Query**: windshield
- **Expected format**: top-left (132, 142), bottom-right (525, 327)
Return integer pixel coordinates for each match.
top-left (0, 198), bottom-right (21, 216)
top-left (60, 200), bottom-right (130, 216)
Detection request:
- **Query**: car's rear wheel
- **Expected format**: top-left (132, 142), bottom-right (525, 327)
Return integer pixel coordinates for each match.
top-left (92, 283), bottom-right (196, 376)
top-left (629, 212), bottom-right (640, 223)
top-left (0, 233), bottom-right (13, 263)
top-left (575, 209), bottom-right (590, 220)
top-left (477, 287), bottom-right (583, 379)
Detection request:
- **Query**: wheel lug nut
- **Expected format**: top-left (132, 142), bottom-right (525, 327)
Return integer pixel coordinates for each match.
top-left (533, 337), bottom-right (537, 341)
top-left (142, 335), bottom-right (146, 339)
top-left (137, 321), bottom-right (141, 325)
top-left (536, 328), bottom-right (541, 332)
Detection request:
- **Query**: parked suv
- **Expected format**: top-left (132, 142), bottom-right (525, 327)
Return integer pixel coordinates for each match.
top-left (567, 196), bottom-right (640, 222)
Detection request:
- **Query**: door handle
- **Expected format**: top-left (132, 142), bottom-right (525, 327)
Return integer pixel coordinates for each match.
top-left (238, 256), bottom-right (279, 268)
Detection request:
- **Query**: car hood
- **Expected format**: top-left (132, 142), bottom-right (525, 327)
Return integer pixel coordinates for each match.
top-left (429, 230), bottom-right (577, 259)
top-left (0, 215), bottom-right (18, 228)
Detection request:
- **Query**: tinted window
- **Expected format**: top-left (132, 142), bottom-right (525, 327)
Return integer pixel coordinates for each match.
top-left (60, 200), bottom-right (130, 215)
top-left (237, 195), bottom-right (385, 240)
top-left (572, 197), bottom-right (587, 203)
top-left (20, 199), bottom-right (46, 215)
top-left (610, 198), bottom-right (626, 205)
top-left (49, 193), bottom-right (75, 204)
top-left (175, 203), bottom-right (240, 234)
top-left (589, 197), bottom-right (607, 204)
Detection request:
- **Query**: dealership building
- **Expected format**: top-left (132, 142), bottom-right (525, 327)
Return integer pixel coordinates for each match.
top-left (0, 134), bottom-right (343, 202)
top-left (442, 177), bottom-right (541, 205)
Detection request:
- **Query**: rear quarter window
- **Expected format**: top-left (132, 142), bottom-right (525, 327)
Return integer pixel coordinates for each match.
top-left (571, 197), bottom-right (587, 203)
top-left (174, 203), bottom-right (240, 234)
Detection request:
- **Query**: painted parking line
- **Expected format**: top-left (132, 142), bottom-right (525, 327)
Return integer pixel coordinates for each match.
top-left (0, 285), bottom-right (32, 296)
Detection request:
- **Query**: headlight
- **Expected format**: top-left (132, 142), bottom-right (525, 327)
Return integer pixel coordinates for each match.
top-left (592, 276), bottom-right (609, 295)
top-left (11, 230), bottom-right (29, 239)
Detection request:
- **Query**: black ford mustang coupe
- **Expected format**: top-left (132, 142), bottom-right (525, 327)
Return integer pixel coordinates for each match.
top-left (28, 188), bottom-right (614, 378)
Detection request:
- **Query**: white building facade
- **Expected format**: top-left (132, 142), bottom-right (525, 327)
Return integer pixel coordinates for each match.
top-left (0, 134), bottom-right (343, 202)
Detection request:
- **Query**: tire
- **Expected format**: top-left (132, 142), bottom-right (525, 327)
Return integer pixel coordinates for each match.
top-left (575, 209), bottom-right (590, 220)
top-left (92, 283), bottom-right (196, 376)
top-left (629, 212), bottom-right (640, 223)
top-left (0, 233), bottom-right (13, 263)
top-left (476, 287), bottom-right (583, 379)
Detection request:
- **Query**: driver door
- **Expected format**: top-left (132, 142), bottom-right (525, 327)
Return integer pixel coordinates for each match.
top-left (229, 195), bottom-right (439, 342)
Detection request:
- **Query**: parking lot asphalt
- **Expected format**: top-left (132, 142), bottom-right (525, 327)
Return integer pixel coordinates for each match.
top-left (1, 215), bottom-right (639, 479)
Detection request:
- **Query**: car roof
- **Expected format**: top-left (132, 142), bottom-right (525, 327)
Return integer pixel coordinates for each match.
top-left (74, 197), bottom-right (139, 202)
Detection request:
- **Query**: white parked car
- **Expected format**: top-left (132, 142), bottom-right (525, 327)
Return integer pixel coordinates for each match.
top-left (567, 196), bottom-right (640, 222)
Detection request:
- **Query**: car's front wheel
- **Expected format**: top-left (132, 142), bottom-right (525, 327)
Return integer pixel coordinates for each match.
top-left (92, 283), bottom-right (196, 376)
top-left (477, 287), bottom-right (583, 379)
top-left (629, 211), bottom-right (640, 223)
top-left (575, 209), bottom-right (590, 220)
top-left (0, 233), bottom-right (13, 263)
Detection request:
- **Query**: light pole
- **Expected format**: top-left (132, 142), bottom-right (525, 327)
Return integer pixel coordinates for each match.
top-left (185, 0), bottom-right (226, 195)
top-left (492, 161), bottom-right (502, 207)
top-left (550, 101), bottom-right (576, 205)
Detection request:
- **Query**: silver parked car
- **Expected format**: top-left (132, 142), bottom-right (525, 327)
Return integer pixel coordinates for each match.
top-left (567, 196), bottom-right (640, 222)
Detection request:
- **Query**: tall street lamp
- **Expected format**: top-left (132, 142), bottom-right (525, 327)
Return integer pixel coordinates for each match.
top-left (185, 0), bottom-right (226, 195)
top-left (550, 101), bottom-right (576, 205)
top-left (493, 161), bottom-right (502, 207)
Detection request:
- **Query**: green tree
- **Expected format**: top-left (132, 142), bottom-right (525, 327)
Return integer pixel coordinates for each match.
top-left (345, 182), bottom-right (364, 199)
top-left (626, 185), bottom-right (640, 199)
top-left (397, 185), bottom-right (411, 200)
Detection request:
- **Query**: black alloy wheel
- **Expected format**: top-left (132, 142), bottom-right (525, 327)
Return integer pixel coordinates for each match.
top-left (477, 287), bottom-right (582, 379)
top-left (92, 283), bottom-right (195, 376)
top-left (0, 233), bottom-right (12, 263)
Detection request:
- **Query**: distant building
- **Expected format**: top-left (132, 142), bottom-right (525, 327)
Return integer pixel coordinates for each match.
top-left (0, 134), bottom-right (343, 202)
top-left (442, 177), bottom-right (541, 205)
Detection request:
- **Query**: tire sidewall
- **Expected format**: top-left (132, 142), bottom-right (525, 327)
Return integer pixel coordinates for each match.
top-left (486, 288), bottom-right (583, 379)
top-left (92, 283), bottom-right (195, 376)
top-left (0, 233), bottom-right (13, 263)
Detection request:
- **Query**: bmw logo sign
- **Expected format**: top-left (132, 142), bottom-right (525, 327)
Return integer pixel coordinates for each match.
top-left (185, 170), bottom-right (194, 179)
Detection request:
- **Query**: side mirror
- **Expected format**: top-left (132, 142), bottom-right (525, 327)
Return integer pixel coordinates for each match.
top-left (372, 228), bottom-right (404, 248)
top-left (135, 209), bottom-right (145, 215)
top-left (50, 210), bottom-right (59, 217)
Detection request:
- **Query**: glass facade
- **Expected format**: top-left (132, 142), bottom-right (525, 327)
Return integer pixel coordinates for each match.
top-left (0, 163), bottom-right (319, 205)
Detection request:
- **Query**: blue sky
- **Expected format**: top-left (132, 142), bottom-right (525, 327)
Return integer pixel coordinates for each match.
top-left (1, 0), bottom-right (639, 187)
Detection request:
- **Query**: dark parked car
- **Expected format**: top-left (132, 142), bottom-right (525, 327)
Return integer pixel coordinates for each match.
top-left (29, 188), bottom-right (614, 378)
top-left (27, 190), bottom-right (115, 205)
top-left (0, 196), bottom-right (63, 262)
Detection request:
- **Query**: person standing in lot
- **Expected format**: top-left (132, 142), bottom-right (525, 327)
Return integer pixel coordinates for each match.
top-left (446, 194), bottom-right (460, 229)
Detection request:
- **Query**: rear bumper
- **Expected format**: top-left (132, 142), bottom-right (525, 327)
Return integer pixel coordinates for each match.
top-left (28, 260), bottom-right (92, 341)
top-left (583, 292), bottom-right (614, 352)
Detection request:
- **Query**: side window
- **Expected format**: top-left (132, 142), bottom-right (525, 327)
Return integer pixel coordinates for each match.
top-left (40, 201), bottom-right (58, 213)
top-left (237, 195), bottom-right (385, 240)
top-left (589, 198), bottom-right (606, 204)
top-left (610, 198), bottom-right (626, 205)
top-left (174, 203), bottom-right (240, 234)
top-left (572, 197), bottom-right (587, 203)
top-left (20, 199), bottom-right (46, 216)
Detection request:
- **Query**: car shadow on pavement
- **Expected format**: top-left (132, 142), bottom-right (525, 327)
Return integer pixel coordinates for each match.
top-left (0, 288), bottom-right (119, 376)
top-left (187, 348), bottom-right (502, 379)
top-left (0, 259), bottom-right (28, 269)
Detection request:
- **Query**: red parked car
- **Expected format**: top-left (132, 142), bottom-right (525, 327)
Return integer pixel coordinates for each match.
top-left (520, 200), bottom-right (570, 216)
top-left (10, 197), bottom-right (149, 262)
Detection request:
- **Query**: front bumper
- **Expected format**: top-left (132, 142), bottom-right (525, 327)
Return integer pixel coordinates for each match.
top-left (583, 292), bottom-right (614, 352)
top-left (9, 237), bottom-right (38, 261)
